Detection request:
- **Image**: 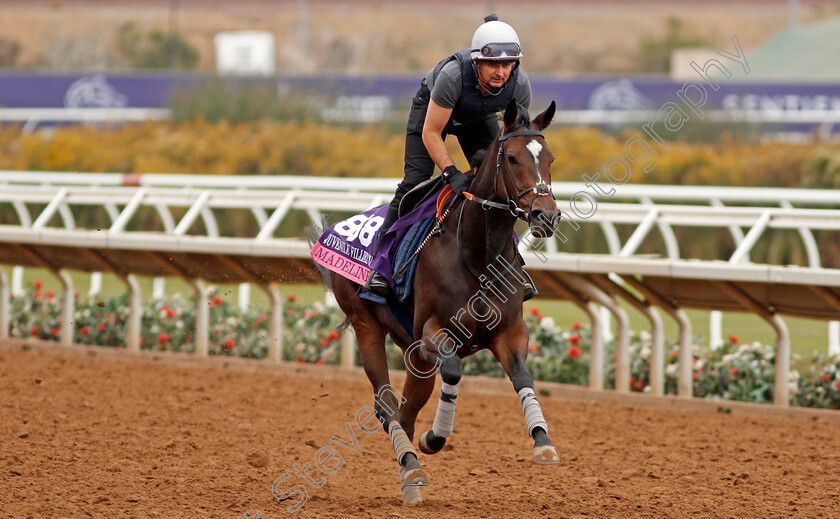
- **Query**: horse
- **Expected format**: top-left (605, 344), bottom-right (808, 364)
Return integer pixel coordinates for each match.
top-left (328, 99), bottom-right (561, 505)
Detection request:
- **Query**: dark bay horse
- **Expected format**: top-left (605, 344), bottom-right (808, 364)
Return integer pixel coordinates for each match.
top-left (330, 100), bottom-right (561, 504)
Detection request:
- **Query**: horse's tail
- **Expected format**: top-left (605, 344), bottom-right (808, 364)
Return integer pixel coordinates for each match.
top-left (337, 316), bottom-right (352, 333)
top-left (304, 218), bottom-right (333, 291)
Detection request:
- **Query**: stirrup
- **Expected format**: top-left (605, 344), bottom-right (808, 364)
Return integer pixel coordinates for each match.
top-left (364, 270), bottom-right (392, 297)
top-left (524, 282), bottom-right (537, 302)
top-left (522, 269), bottom-right (538, 302)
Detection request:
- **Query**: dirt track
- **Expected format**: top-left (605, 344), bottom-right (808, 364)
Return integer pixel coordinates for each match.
top-left (2, 344), bottom-right (840, 518)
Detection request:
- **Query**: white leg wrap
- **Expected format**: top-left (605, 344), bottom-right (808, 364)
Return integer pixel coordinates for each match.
top-left (518, 387), bottom-right (548, 438)
top-left (431, 382), bottom-right (458, 438)
top-left (389, 422), bottom-right (416, 465)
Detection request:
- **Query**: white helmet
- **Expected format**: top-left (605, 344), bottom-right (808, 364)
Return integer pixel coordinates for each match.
top-left (470, 13), bottom-right (522, 61)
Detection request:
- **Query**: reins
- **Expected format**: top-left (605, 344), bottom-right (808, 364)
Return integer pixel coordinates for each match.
top-left (395, 127), bottom-right (555, 285)
top-left (462, 128), bottom-right (554, 222)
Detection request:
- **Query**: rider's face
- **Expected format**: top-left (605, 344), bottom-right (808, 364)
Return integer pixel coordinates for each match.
top-left (476, 60), bottom-right (515, 91)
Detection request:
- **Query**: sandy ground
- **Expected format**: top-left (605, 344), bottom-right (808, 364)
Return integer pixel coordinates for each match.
top-left (2, 344), bottom-right (840, 518)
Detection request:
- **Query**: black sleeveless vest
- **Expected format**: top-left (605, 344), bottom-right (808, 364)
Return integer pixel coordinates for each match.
top-left (431, 48), bottom-right (519, 126)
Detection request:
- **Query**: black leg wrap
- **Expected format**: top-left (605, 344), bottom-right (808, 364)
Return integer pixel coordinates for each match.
top-left (418, 430), bottom-right (447, 455)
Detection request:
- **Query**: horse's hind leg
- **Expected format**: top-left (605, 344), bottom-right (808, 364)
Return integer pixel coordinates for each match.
top-left (393, 335), bottom-right (437, 442)
top-left (336, 294), bottom-right (428, 503)
top-left (386, 335), bottom-right (438, 504)
top-left (418, 353), bottom-right (461, 455)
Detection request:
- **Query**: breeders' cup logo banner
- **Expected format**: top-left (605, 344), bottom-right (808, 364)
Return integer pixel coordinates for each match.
top-left (310, 206), bottom-right (385, 285)
top-left (64, 75), bottom-right (128, 108)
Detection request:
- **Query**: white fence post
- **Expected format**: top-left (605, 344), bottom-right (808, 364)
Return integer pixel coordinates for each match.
top-left (710, 311), bottom-right (723, 350)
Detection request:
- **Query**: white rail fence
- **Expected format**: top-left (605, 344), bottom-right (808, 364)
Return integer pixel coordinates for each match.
top-left (1, 173), bottom-right (840, 408)
top-left (3, 171), bottom-right (839, 353)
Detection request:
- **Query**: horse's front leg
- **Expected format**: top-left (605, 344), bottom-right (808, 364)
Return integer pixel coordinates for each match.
top-left (417, 352), bottom-right (461, 455)
top-left (490, 322), bottom-right (560, 465)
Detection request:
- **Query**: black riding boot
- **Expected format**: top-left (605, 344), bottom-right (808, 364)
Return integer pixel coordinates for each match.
top-left (517, 250), bottom-right (538, 302)
top-left (363, 202), bottom-right (402, 296)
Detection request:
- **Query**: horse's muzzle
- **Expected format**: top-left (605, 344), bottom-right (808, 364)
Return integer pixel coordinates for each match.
top-left (528, 208), bottom-right (558, 238)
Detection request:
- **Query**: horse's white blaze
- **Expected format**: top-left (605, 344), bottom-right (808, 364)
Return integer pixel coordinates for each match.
top-left (526, 140), bottom-right (542, 165)
top-left (526, 139), bottom-right (544, 182)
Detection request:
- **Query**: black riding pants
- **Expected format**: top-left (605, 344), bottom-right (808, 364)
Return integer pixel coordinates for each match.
top-left (379, 83), bottom-right (500, 241)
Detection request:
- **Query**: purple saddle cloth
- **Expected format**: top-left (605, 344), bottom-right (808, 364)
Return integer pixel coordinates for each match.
top-left (310, 191), bottom-right (442, 288)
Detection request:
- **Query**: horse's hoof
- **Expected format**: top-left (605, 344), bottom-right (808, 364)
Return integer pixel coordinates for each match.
top-left (418, 430), bottom-right (446, 455)
top-left (532, 445), bottom-right (560, 465)
top-left (401, 466), bottom-right (429, 486)
top-left (401, 484), bottom-right (423, 505)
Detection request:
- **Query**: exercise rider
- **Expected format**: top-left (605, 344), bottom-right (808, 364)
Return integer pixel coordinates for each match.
top-left (365, 13), bottom-right (537, 300)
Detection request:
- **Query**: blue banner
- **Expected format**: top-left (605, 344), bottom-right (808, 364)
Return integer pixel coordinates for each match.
top-left (2, 71), bottom-right (839, 125)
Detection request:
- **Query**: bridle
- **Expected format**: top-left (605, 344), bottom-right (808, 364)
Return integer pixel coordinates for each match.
top-left (463, 128), bottom-right (555, 223)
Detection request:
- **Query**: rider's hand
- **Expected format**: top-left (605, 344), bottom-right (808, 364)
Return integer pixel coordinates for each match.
top-left (441, 165), bottom-right (473, 195)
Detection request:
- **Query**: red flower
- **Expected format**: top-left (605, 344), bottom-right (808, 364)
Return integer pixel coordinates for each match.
top-left (730, 368), bottom-right (738, 376)
top-left (223, 338), bottom-right (235, 351)
top-left (568, 346), bottom-right (581, 360)
top-left (80, 325), bottom-right (90, 336)
top-left (328, 331), bottom-right (340, 341)
top-left (34, 290), bottom-right (41, 299)
top-left (824, 374), bottom-right (831, 384)
top-left (162, 305), bottom-right (175, 318)
top-left (157, 333), bottom-right (169, 345)
top-left (210, 296), bottom-right (222, 307)
top-left (837, 380), bottom-right (840, 392)
top-left (34, 280), bottom-right (42, 289)
top-left (572, 322), bottom-right (581, 331)
top-left (320, 339), bottom-right (330, 347)
top-left (569, 335), bottom-right (580, 344)
top-left (316, 358), bottom-right (325, 365)
top-left (729, 334), bottom-right (738, 344)
top-left (254, 314), bottom-right (268, 326)
top-left (693, 372), bottom-right (699, 382)
top-left (97, 323), bottom-right (106, 331)
top-left (45, 290), bottom-right (55, 299)
top-left (529, 307), bottom-right (541, 316)
top-left (296, 357), bottom-right (304, 363)
top-left (50, 326), bottom-right (59, 337)
top-left (670, 350), bottom-right (679, 358)
top-left (288, 293), bottom-right (298, 303)
top-left (97, 301), bottom-right (106, 308)
top-left (29, 325), bottom-right (38, 336)
top-left (529, 342), bottom-right (539, 354)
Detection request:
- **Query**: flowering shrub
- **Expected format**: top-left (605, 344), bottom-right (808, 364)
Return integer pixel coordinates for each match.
top-left (8, 285), bottom-right (840, 409)
top-left (795, 352), bottom-right (840, 409)
top-left (9, 283), bottom-right (345, 364)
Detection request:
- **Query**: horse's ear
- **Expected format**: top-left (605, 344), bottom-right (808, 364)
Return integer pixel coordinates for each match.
top-left (532, 101), bottom-right (556, 131)
top-left (503, 99), bottom-right (518, 130)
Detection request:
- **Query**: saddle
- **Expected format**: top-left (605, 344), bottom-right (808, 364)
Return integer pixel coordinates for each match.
top-left (399, 175), bottom-right (445, 217)
top-left (399, 167), bottom-right (477, 218)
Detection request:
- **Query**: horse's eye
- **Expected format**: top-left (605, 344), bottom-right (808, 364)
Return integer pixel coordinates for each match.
top-left (506, 154), bottom-right (519, 165)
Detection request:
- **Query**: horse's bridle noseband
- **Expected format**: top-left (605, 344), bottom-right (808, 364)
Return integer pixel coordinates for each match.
top-left (464, 128), bottom-right (555, 223)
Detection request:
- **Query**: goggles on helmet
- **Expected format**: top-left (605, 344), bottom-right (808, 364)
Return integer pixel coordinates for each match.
top-left (475, 42), bottom-right (521, 60)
